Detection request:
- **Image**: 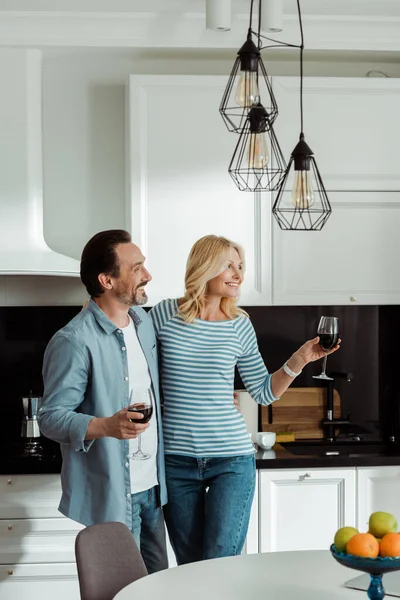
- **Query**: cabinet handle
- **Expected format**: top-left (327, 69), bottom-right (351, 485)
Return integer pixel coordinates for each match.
top-left (7, 479), bottom-right (12, 485)
top-left (7, 569), bottom-right (13, 575)
top-left (299, 473), bottom-right (311, 481)
top-left (350, 296), bottom-right (357, 303)
top-left (7, 524), bottom-right (13, 531)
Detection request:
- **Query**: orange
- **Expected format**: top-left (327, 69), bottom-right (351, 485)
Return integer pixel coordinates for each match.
top-left (346, 533), bottom-right (379, 558)
top-left (379, 533), bottom-right (400, 558)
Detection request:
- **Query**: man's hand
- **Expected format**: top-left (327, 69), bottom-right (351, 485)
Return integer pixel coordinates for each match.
top-left (86, 408), bottom-right (150, 440)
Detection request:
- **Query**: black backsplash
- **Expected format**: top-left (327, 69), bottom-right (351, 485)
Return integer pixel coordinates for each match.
top-left (0, 304), bottom-right (397, 444)
top-left (1, 306), bottom-right (81, 441)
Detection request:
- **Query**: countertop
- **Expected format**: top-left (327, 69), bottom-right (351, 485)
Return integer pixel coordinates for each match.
top-left (3, 439), bottom-right (400, 475)
top-left (255, 441), bottom-right (400, 469)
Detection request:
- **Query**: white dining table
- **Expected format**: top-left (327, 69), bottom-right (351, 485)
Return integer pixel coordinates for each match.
top-left (114, 550), bottom-right (368, 600)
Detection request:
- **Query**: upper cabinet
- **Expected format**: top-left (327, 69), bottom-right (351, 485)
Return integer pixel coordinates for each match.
top-left (273, 78), bottom-right (400, 193)
top-left (127, 75), bottom-right (400, 306)
top-left (127, 75), bottom-right (272, 306)
top-left (272, 77), bottom-right (400, 306)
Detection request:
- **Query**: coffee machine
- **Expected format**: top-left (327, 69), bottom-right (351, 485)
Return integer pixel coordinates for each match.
top-left (21, 392), bottom-right (43, 456)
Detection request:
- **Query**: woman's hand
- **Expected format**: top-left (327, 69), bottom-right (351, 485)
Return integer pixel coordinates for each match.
top-left (288, 336), bottom-right (341, 372)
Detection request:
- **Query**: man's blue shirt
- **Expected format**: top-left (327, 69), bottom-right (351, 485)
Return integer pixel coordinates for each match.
top-left (38, 299), bottom-right (166, 528)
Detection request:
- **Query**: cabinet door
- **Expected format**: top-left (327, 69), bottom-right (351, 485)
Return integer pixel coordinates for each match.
top-left (127, 75), bottom-right (272, 306)
top-left (357, 467), bottom-right (400, 532)
top-left (0, 474), bottom-right (62, 519)
top-left (0, 518), bottom-right (83, 564)
top-left (0, 563), bottom-right (79, 600)
top-left (165, 527), bottom-right (177, 568)
top-left (243, 474), bottom-right (259, 554)
top-left (271, 77), bottom-right (400, 306)
top-left (259, 468), bottom-right (356, 552)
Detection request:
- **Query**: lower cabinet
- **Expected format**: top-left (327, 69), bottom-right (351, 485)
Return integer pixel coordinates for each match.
top-left (3, 466), bottom-right (400, 598)
top-left (243, 474), bottom-right (259, 555)
top-left (0, 564), bottom-right (80, 600)
top-left (165, 529), bottom-right (177, 567)
top-left (258, 468), bottom-right (356, 552)
top-left (0, 474), bottom-right (83, 600)
top-left (356, 466), bottom-right (400, 532)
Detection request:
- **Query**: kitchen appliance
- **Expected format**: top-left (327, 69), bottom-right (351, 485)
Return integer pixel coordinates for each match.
top-left (0, 49), bottom-right (80, 276)
top-left (21, 392), bottom-right (43, 456)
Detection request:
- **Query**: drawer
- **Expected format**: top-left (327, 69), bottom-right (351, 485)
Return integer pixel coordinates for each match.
top-left (0, 562), bottom-right (79, 600)
top-left (0, 518), bottom-right (84, 564)
top-left (0, 475), bottom-right (62, 518)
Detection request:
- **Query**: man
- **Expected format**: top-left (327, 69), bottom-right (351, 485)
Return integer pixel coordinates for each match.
top-left (38, 230), bottom-right (168, 574)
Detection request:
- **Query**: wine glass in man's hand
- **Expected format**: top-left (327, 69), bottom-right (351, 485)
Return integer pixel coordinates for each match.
top-left (127, 389), bottom-right (153, 460)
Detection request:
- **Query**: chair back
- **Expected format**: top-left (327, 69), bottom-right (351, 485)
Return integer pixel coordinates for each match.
top-left (75, 521), bottom-right (148, 600)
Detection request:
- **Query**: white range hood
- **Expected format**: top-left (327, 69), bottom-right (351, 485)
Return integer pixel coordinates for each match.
top-left (0, 49), bottom-right (80, 276)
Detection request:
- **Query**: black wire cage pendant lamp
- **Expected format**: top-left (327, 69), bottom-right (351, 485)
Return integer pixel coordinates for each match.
top-left (272, 0), bottom-right (332, 231)
top-left (229, 103), bottom-right (286, 192)
top-left (219, 0), bottom-right (278, 134)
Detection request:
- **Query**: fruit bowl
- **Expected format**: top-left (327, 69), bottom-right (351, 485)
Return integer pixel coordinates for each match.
top-left (330, 544), bottom-right (400, 600)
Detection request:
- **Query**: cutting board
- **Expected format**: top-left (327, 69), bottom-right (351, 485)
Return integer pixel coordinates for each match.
top-left (261, 387), bottom-right (341, 440)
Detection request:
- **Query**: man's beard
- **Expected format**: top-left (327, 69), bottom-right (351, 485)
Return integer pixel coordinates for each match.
top-left (115, 284), bottom-right (148, 306)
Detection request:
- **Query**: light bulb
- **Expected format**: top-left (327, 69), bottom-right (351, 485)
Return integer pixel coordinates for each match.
top-left (235, 71), bottom-right (260, 107)
top-left (291, 170), bottom-right (315, 209)
top-left (247, 133), bottom-right (269, 169)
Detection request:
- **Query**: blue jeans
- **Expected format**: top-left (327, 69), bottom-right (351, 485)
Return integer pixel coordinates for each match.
top-left (131, 486), bottom-right (168, 574)
top-left (164, 454), bottom-right (255, 565)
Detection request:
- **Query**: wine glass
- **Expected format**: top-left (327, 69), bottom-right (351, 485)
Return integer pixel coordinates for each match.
top-left (313, 316), bottom-right (339, 381)
top-left (127, 388), bottom-right (153, 461)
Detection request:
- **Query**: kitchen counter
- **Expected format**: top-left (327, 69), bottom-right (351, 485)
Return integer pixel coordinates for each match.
top-left (3, 440), bottom-right (400, 474)
top-left (256, 441), bottom-right (400, 469)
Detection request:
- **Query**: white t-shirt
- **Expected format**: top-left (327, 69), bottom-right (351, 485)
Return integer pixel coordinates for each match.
top-left (122, 316), bottom-right (158, 494)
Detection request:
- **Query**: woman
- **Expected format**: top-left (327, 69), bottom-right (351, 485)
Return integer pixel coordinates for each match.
top-left (150, 234), bottom-right (340, 565)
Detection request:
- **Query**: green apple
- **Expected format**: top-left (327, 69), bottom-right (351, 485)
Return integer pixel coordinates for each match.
top-left (334, 527), bottom-right (359, 553)
top-left (369, 512), bottom-right (398, 538)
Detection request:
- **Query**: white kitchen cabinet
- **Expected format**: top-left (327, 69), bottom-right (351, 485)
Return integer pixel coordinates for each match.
top-left (356, 466), bottom-right (400, 532)
top-left (243, 474), bottom-right (259, 555)
top-left (127, 75), bottom-right (400, 307)
top-left (0, 563), bottom-right (80, 600)
top-left (258, 468), bottom-right (356, 552)
top-left (165, 529), bottom-right (177, 567)
top-left (127, 75), bottom-right (272, 306)
top-left (271, 77), bottom-right (400, 306)
top-left (0, 474), bottom-right (83, 600)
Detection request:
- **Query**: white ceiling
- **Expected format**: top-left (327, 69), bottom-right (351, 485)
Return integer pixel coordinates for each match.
top-left (0, 0), bottom-right (398, 52)
top-left (0, 0), bottom-right (399, 18)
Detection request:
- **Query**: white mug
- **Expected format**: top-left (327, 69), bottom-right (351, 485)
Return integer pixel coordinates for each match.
top-left (255, 432), bottom-right (276, 450)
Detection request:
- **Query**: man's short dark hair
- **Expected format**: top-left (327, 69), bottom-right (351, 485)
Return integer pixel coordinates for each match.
top-left (80, 229), bottom-right (131, 297)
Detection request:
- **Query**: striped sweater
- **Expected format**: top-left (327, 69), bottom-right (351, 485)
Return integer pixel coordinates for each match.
top-left (150, 299), bottom-right (277, 457)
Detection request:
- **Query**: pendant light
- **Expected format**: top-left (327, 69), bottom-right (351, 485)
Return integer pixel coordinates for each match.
top-left (228, 103), bottom-right (286, 192)
top-left (219, 0), bottom-right (278, 133)
top-left (272, 0), bottom-right (332, 231)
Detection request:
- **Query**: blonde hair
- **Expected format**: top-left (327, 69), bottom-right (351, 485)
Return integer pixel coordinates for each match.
top-left (179, 235), bottom-right (248, 323)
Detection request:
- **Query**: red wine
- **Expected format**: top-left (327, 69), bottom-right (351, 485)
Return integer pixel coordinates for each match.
top-left (319, 333), bottom-right (339, 351)
top-left (128, 404), bottom-right (153, 423)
